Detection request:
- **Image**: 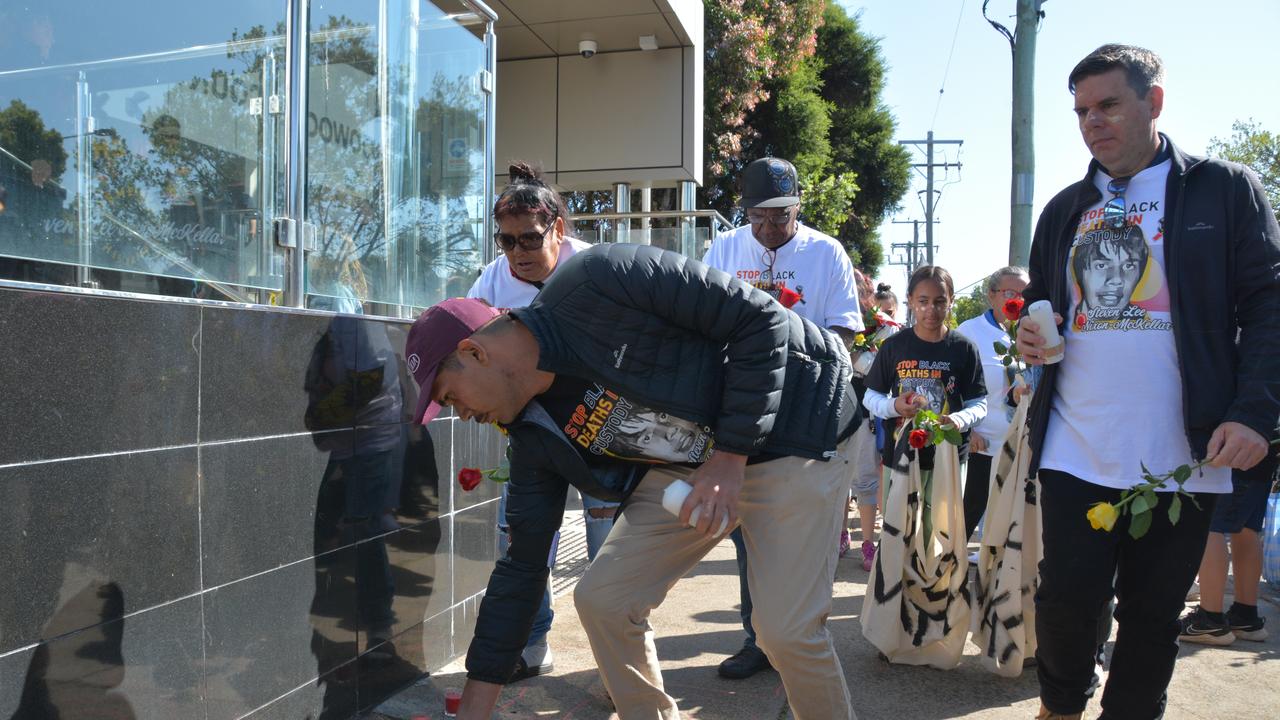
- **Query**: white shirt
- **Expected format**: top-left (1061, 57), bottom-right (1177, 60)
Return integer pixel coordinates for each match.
top-left (702, 222), bottom-right (864, 331)
top-left (955, 310), bottom-right (1013, 454)
top-left (467, 237), bottom-right (592, 308)
top-left (1039, 159), bottom-right (1229, 493)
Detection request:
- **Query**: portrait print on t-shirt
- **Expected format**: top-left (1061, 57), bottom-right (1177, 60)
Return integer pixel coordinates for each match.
top-left (1069, 218), bottom-right (1171, 334)
top-left (893, 359), bottom-right (956, 416)
top-left (558, 382), bottom-right (713, 464)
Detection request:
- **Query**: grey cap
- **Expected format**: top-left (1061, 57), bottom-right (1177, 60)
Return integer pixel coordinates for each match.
top-left (739, 157), bottom-right (800, 209)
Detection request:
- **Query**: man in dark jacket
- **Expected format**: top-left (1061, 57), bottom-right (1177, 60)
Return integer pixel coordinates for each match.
top-left (407, 243), bottom-right (858, 719)
top-left (1016, 44), bottom-right (1280, 720)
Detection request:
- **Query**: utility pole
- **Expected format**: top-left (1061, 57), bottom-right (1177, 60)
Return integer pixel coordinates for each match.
top-left (898, 132), bottom-right (962, 266)
top-left (986, 0), bottom-right (1046, 266)
top-left (891, 219), bottom-right (922, 272)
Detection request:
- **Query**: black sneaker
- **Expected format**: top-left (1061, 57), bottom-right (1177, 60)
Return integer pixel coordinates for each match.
top-left (1178, 607), bottom-right (1236, 646)
top-left (717, 645), bottom-right (772, 679)
top-left (1226, 610), bottom-right (1268, 642)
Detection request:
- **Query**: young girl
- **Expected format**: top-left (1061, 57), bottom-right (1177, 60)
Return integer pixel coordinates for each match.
top-left (860, 265), bottom-right (988, 667)
top-left (863, 265), bottom-right (987, 474)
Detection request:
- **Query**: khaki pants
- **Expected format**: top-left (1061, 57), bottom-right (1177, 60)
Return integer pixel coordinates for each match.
top-left (574, 446), bottom-right (855, 720)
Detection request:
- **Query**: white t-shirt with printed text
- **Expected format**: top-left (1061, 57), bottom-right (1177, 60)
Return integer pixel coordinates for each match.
top-left (702, 222), bottom-right (864, 332)
top-left (1039, 159), bottom-right (1229, 493)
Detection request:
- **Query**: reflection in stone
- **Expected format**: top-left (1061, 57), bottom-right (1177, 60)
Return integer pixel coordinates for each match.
top-left (9, 582), bottom-right (134, 720)
top-left (305, 311), bottom-right (446, 713)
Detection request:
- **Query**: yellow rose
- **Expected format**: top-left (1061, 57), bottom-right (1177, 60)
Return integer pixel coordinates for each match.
top-left (854, 333), bottom-right (866, 345)
top-left (1087, 502), bottom-right (1119, 532)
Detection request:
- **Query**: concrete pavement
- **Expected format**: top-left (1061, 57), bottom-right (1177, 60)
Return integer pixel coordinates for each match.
top-left (375, 522), bottom-right (1280, 720)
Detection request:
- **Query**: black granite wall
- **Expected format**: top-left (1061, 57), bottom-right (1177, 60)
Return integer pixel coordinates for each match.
top-left (0, 286), bottom-right (504, 719)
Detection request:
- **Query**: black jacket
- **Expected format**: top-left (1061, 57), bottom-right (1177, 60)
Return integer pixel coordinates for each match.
top-left (465, 243), bottom-right (855, 684)
top-left (1024, 135), bottom-right (1280, 472)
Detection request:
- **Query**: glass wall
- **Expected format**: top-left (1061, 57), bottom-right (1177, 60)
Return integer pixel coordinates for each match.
top-left (0, 0), bottom-right (492, 312)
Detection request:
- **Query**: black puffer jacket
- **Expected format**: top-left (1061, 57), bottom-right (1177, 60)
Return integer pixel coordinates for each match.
top-left (1024, 135), bottom-right (1280, 472)
top-left (464, 243), bottom-right (854, 684)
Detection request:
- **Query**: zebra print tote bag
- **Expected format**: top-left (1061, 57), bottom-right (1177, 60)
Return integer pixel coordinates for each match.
top-left (971, 397), bottom-right (1042, 677)
top-left (861, 431), bottom-right (971, 669)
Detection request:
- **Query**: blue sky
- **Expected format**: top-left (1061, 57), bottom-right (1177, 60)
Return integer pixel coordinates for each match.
top-left (841, 0), bottom-right (1280, 293)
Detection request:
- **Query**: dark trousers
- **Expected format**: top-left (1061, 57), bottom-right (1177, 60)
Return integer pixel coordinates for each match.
top-left (964, 452), bottom-right (993, 542)
top-left (728, 527), bottom-right (757, 648)
top-left (1035, 469), bottom-right (1216, 718)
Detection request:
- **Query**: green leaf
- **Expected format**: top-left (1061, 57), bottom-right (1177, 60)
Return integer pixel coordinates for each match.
top-left (1173, 465), bottom-right (1191, 483)
top-left (943, 427), bottom-right (962, 445)
top-left (1130, 494), bottom-right (1150, 516)
top-left (1142, 488), bottom-right (1159, 511)
top-left (1002, 355), bottom-right (1013, 366)
top-left (1140, 460), bottom-right (1152, 479)
top-left (1168, 494), bottom-right (1182, 525)
top-left (1128, 509), bottom-right (1153, 540)
top-left (993, 341), bottom-right (1008, 354)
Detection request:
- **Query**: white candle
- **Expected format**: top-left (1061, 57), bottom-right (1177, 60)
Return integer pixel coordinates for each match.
top-left (662, 479), bottom-right (730, 536)
top-left (1026, 299), bottom-right (1064, 364)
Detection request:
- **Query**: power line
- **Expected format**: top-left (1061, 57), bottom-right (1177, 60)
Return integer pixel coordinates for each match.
top-left (930, 0), bottom-right (969, 131)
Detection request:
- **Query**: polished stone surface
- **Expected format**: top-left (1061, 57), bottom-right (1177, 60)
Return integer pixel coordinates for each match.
top-left (2, 288), bottom-right (489, 719)
top-left (0, 288), bottom-right (199, 465)
top-left (202, 551), bottom-right (358, 720)
top-left (453, 500), bottom-right (500, 602)
top-left (453, 419), bottom-right (505, 513)
top-left (0, 447), bottom-right (200, 651)
top-left (240, 660), bottom-right (358, 720)
top-left (389, 420), bottom-right (450, 528)
top-left (200, 306), bottom-right (339, 442)
top-left (362, 519), bottom-right (450, 652)
top-left (200, 432), bottom-right (352, 587)
top-left (0, 594), bottom-right (204, 720)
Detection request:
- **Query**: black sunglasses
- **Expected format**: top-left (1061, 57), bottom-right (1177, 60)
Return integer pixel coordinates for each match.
top-left (1102, 177), bottom-right (1130, 229)
top-left (494, 214), bottom-right (558, 252)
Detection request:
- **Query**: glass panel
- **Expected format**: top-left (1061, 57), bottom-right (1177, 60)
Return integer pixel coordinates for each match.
top-left (0, 3), bottom-right (286, 301)
top-left (630, 226), bottom-right (711, 259)
top-left (306, 0), bottom-right (488, 312)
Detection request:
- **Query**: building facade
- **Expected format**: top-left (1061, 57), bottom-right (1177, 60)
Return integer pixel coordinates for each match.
top-left (0, 1), bottom-right (702, 718)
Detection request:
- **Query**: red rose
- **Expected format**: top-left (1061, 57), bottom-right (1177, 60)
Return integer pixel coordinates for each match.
top-left (777, 286), bottom-right (802, 309)
top-left (908, 429), bottom-right (929, 449)
top-left (458, 467), bottom-right (483, 492)
top-left (1003, 297), bottom-right (1025, 321)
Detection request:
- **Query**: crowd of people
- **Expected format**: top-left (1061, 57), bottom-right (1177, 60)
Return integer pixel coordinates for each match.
top-left (403, 44), bottom-right (1278, 720)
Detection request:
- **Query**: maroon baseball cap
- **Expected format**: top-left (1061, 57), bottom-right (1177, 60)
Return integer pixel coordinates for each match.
top-left (406, 298), bottom-right (503, 425)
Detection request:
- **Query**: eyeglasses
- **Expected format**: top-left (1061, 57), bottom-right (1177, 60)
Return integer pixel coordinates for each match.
top-left (1102, 177), bottom-right (1130, 229)
top-left (761, 248), bottom-right (777, 280)
top-left (989, 289), bottom-right (1022, 300)
top-left (745, 207), bottom-right (795, 227)
top-left (494, 215), bottom-right (558, 252)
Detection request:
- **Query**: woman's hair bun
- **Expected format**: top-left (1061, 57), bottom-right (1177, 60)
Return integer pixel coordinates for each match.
top-left (508, 161), bottom-right (542, 184)
top-left (876, 283), bottom-right (892, 293)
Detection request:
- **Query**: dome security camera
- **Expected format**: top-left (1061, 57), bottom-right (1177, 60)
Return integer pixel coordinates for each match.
top-left (578, 39), bottom-right (597, 58)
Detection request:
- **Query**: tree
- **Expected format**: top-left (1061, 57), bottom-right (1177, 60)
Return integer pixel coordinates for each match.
top-left (816, 5), bottom-right (910, 274)
top-left (1208, 119), bottom-right (1278, 222)
top-left (952, 284), bottom-right (988, 326)
top-left (0, 99), bottom-right (69, 181)
top-left (701, 0), bottom-right (825, 213)
top-left (735, 3), bottom-right (908, 274)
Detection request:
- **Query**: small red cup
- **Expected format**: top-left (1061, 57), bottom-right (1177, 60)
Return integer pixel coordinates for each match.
top-left (443, 688), bottom-right (462, 717)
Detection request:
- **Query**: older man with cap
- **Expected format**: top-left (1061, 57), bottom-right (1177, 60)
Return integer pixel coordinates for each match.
top-left (702, 156), bottom-right (865, 679)
top-left (406, 242), bottom-right (861, 719)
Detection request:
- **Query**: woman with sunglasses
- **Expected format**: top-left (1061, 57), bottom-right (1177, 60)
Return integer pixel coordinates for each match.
top-left (468, 162), bottom-right (591, 305)
top-left (465, 162), bottom-right (601, 683)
